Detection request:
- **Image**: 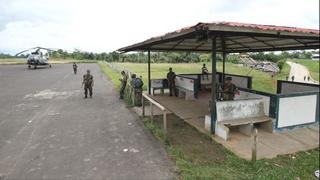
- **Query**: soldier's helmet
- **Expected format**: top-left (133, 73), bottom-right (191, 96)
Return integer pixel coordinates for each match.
top-left (131, 74), bottom-right (136, 78)
top-left (87, 69), bottom-right (90, 74)
top-left (169, 67), bottom-right (172, 71)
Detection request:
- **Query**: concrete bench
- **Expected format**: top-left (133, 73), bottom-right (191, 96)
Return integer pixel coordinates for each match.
top-left (151, 87), bottom-right (168, 95)
top-left (177, 87), bottom-right (195, 100)
top-left (150, 79), bottom-right (168, 96)
top-left (205, 98), bottom-right (273, 141)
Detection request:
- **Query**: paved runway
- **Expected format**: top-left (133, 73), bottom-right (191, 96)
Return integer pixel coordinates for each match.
top-left (0, 64), bottom-right (174, 179)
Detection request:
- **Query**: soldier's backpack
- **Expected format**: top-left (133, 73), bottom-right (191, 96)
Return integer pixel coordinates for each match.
top-left (134, 78), bottom-right (144, 88)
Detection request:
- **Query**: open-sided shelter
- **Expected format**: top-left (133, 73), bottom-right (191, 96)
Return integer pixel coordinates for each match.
top-left (118, 21), bottom-right (320, 134)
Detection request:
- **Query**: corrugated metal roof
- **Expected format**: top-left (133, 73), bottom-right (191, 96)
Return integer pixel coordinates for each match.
top-left (118, 21), bottom-right (320, 53)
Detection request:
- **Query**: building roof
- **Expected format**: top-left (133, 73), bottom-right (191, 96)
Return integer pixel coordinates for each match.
top-left (118, 21), bottom-right (320, 53)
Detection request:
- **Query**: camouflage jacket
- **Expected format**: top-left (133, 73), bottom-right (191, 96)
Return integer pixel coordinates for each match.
top-left (83, 74), bottom-right (93, 86)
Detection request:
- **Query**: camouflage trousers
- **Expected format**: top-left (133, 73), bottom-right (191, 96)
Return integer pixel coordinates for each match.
top-left (84, 85), bottom-right (93, 98)
top-left (119, 83), bottom-right (126, 99)
top-left (134, 88), bottom-right (143, 106)
top-left (168, 82), bottom-right (177, 96)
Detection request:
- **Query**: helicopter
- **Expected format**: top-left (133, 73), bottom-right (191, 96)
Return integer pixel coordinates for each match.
top-left (15, 47), bottom-right (55, 69)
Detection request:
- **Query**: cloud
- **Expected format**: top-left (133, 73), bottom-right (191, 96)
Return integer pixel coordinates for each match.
top-left (0, 0), bottom-right (319, 54)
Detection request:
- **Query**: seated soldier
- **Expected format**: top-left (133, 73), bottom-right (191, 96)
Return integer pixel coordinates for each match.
top-left (201, 64), bottom-right (209, 80)
top-left (222, 77), bottom-right (238, 101)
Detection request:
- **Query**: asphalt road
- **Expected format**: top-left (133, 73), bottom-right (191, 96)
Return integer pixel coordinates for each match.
top-left (0, 64), bottom-right (175, 180)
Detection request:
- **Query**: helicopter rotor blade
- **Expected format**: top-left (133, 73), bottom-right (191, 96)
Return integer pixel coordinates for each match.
top-left (38, 47), bottom-right (56, 52)
top-left (15, 47), bottom-right (56, 56)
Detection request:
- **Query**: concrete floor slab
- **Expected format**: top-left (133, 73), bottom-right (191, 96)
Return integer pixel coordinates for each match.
top-left (147, 92), bottom-right (319, 160)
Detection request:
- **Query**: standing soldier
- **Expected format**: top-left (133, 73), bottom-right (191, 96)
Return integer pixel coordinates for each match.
top-left (201, 64), bottom-right (209, 80)
top-left (119, 71), bottom-right (128, 99)
top-left (131, 74), bottom-right (143, 106)
top-left (73, 63), bottom-right (78, 74)
top-left (130, 74), bottom-right (137, 104)
top-left (304, 76), bottom-right (306, 81)
top-left (308, 76), bottom-right (310, 81)
top-left (222, 77), bottom-right (238, 101)
top-left (291, 75), bottom-right (295, 82)
top-left (82, 69), bottom-right (94, 98)
top-left (167, 67), bottom-right (177, 96)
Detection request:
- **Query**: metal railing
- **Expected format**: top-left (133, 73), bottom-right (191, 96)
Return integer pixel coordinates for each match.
top-left (142, 93), bottom-right (167, 133)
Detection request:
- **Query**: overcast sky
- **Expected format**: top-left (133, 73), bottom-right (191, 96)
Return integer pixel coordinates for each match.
top-left (0, 0), bottom-right (319, 54)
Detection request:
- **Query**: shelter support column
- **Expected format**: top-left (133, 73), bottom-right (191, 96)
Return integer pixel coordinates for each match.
top-left (148, 50), bottom-right (151, 95)
top-left (222, 36), bottom-right (226, 86)
top-left (211, 37), bottom-right (217, 134)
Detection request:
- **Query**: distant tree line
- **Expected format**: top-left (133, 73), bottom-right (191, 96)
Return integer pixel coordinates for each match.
top-left (0, 53), bottom-right (27, 58)
top-left (1, 49), bottom-right (317, 63)
top-left (49, 49), bottom-right (316, 63)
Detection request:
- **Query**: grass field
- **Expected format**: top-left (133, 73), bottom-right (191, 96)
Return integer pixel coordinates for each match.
top-left (111, 62), bottom-right (290, 94)
top-left (290, 59), bottom-right (319, 81)
top-left (98, 61), bottom-right (319, 179)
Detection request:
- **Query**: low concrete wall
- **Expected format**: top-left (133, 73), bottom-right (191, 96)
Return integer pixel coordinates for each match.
top-left (223, 74), bottom-right (251, 89)
top-left (276, 92), bottom-right (319, 130)
top-left (175, 76), bottom-right (195, 92)
top-left (216, 99), bottom-right (265, 121)
top-left (277, 80), bottom-right (319, 94)
top-left (179, 72), bottom-right (252, 89)
top-left (277, 94), bottom-right (317, 128)
top-left (236, 89), bottom-right (273, 118)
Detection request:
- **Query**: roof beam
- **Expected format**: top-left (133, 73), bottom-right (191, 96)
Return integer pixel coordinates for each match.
top-left (171, 39), bottom-right (185, 49)
top-left (227, 45), bottom-right (320, 53)
top-left (225, 37), bottom-right (253, 50)
top-left (215, 31), bottom-right (319, 40)
top-left (293, 38), bottom-right (311, 46)
top-left (250, 36), bottom-right (276, 48)
top-left (192, 41), bottom-right (207, 51)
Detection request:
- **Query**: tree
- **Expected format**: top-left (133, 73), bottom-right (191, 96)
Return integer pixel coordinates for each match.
top-left (277, 60), bottom-right (285, 72)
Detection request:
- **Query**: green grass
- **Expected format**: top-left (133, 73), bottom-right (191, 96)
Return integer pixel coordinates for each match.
top-left (290, 59), bottom-right (319, 81)
top-left (0, 58), bottom-right (25, 64)
top-left (98, 61), bottom-right (121, 89)
top-left (276, 62), bottom-right (291, 80)
top-left (113, 62), bottom-right (290, 94)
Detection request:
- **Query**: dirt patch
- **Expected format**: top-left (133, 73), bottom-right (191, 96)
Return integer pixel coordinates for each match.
top-left (153, 114), bottom-right (226, 165)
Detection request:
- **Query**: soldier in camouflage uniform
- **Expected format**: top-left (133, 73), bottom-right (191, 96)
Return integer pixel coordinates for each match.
top-left (166, 67), bottom-right (177, 96)
top-left (134, 75), bottom-right (144, 106)
top-left (201, 64), bottom-right (209, 80)
top-left (82, 69), bottom-right (94, 98)
top-left (129, 74), bottom-right (136, 104)
top-left (73, 63), bottom-right (78, 74)
top-left (222, 77), bottom-right (237, 101)
top-left (129, 74), bottom-right (143, 106)
top-left (119, 71), bottom-right (128, 99)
